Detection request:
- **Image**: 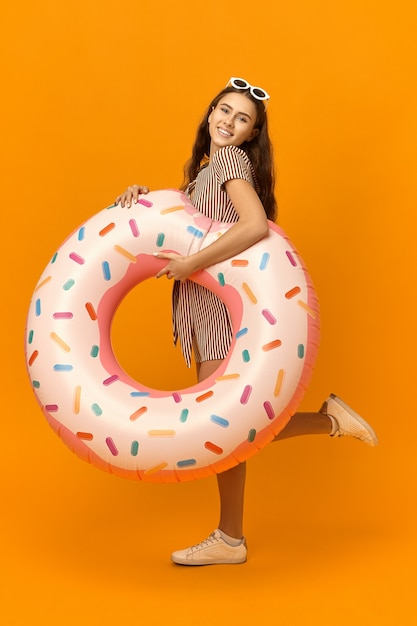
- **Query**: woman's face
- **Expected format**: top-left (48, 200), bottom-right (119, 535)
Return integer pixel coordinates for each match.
top-left (208, 92), bottom-right (259, 157)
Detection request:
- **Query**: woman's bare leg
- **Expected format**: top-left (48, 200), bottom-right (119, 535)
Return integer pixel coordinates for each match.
top-left (273, 411), bottom-right (332, 440)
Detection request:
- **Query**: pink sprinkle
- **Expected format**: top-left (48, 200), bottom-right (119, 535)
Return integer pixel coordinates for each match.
top-left (286, 251), bottom-right (297, 267)
top-left (138, 198), bottom-right (153, 208)
top-left (106, 437), bottom-right (119, 456)
top-left (129, 219), bottom-right (140, 237)
top-left (240, 385), bottom-right (253, 405)
top-left (172, 392), bottom-right (182, 403)
top-left (69, 252), bottom-right (85, 265)
top-left (263, 401), bottom-right (275, 420)
top-left (262, 309), bottom-right (277, 325)
top-left (53, 312), bottom-right (73, 319)
top-left (103, 375), bottom-right (119, 386)
top-left (45, 404), bottom-right (58, 412)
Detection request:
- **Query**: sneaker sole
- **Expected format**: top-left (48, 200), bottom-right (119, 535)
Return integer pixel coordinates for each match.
top-left (330, 393), bottom-right (379, 446)
top-left (171, 556), bottom-right (247, 566)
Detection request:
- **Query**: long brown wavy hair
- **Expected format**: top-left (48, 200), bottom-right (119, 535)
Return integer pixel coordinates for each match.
top-left (181, 86), bottom-right (277, 221)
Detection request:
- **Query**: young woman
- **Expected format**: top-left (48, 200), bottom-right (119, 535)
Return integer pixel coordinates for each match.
top-left (116, 77), bottom-right (378, 566)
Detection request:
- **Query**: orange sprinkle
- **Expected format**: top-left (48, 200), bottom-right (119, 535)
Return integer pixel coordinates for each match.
top-left (160, 206), bottom-right (184, 215)
top-left (130, 407), bottom-right (148, 421)
top-left (215, 373), bottom-right (240, 381)
top-left (76, 432), bottom-right (93, 441)
top-left (50, 332), bottom-right (70, 352)
top-left (285, 286), bottom-right (301, 299)
top-left (262, 339), bottom-right (282, 351)
top-left (231, 259), bottom-right (249, 267)
top-left (274, 369), bottom-right (285, 396)
top-left (242, 282), bottom-right (257, 304)
top-left (148, 430), bottom-right (176, 437)
top-left (74, 385), bottom-right (81, 414)
top-left (99, 223), bottom-right (115, 236)
top-left (114, 245), bottom-right (137, 263)
top-left (205, 441), bottom-right (223, 455)
top-left (196, 391), bottom-right (214, 403)
top-left (85, 302), bottom-right (97, 320)
top-left (297, 300), bottom-right (317, 318)
top-left (35, 276), bottom-right (52, 292)
top-left (144, 462), bottom-right (168, 475)
top-left (28, 350), bottom-right (39, 366)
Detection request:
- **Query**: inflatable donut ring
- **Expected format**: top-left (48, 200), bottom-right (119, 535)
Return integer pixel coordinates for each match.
top-left (25, 189), bottom-right (320, 483)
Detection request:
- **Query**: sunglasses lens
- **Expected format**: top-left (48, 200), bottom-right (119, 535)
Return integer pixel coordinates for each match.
top-left (252, 88), bottom-right (267, 99)
top-left (233, 79), bottom-right (249, 89)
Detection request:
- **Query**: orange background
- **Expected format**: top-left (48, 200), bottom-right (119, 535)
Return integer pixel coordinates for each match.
top-left (1, 1), bottom-right (416, 624)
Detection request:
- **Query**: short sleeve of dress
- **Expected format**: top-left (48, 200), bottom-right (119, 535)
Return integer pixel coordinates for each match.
top-left (212, 145), bottom-right (258, 190)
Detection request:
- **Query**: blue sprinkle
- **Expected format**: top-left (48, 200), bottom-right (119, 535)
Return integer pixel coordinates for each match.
top-left (248, 428), bottom-right (256, 442)
top-left (180, 409), bottom-right (189, 423)
top-left (35, 299), bottom-right (41, 316)
top-left (51, 252), bottom-right (58, 264)
top-left (177, 459), bottom-right (197, 468)
top-left (78, 227), bottom-right (85, 241)
top-left (260, 252), bottom-right (270, 270)
top-left (242, 350), bottom-right (250, 363)
top-left (156, 233), bottom-right (165, 247)
top-left (236, 327), bottom-right (248, 339)
top-left (91, 403), bottom-right (102, 416)
top-left (33, 380), bottom-right (40, 389)
top-left (186, 225), bottom-right (204, 238)
top-left (298, 344), bottom-right (305, 358)
top-left (218, 272), bottom-right (225, 286)
top-left (28, 330), bottom-right (34, 344)
top-left (90, 345), bottom-right (99, 357)
top-left (102, 261), bottom-right (111, 281)
top-left (53, 364), bottom-right (73, 372)
top-left (210, 415), bottom-right (229, 428)
top-left (130, 391), bottom-right (150, 397)
top-left (131, 441), bottom-right (139, 456)
top-left (63, 279), bottom-right (75, 291)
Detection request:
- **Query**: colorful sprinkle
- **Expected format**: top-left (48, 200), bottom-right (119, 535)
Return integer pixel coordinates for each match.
top-left (218, 272), bottom-right (225, 286)
top-left (114, 245), bottom-right (137, 263)
top-left (130, 391), bottom-right (150, 397)
top-left (231, 259), bottom-right (248, 267)
top-left (45, 404), bottom-right (58, 412)
top-left (285, 286), bottom-right (301, 299)
top-left (210, 415), bottom-right (229, 428)
top-left (28, 330), bottom-right (34, 344)
top-left (35, 299), bottom-right (41, 316)
top-left (91, 403), bottom-right (102, 416)
top-left (242, 350), bottom-right (250, 363)
top-left (236, 327), bottom-right (248, 339)
top-left (144, 462), bottom-right (168, 475)
top-left (215, 373), bottom-right (240, 381)
top-left (51, 252), bottom-right (58, 264)
top-left (297, 300), bottom-right (317, 318)
top-left (148, 430), bottom-right (176, 437)
top-left (33, 380), bottom-right (40, 388)
top-left (242, 282), bottom-right (257, 304)
top-left (78, 227), bottom-right (85, 241)
top-left (240, 385), bottom-right (252, 404)
top-left (53, 364), bottom-right (73, 372)
top-left (160, 206), bottom-right (184, 214)
top-left (50, 332), bottom-right (70, 352)
top-left (275, 369), bottom-right (285, 396)
top-left (156, 233), bottom-right (165, 247)
top-left (196, 391), bottom-right (214, 403)
top-left (179, 409), bottom-right (189, 423)
top-left (90, 345), bottom-right (99, 357)
top-left (131, 441), bottom-right (139, 456)
top-left (264, 401), bottom-right (275, 420)
top-left (186, 226), bottom-right (204, 238)
top-left (130, 407), bottom-right (148, 421)
top-left (260, 252), bottom-right (270, 270)
top-left (85, 302), bottom-right (97, 320)
top-left (77, 432), bottom-right (93, 441)
top-left (205, 441), bottom-right (223, 455)
top-left (69, 252), bottom-right (85, 265)
top-left (172, 392), bottom-right (182, 403)
top-left (99, 223), bottom-right (115, 237)
top-left (129, 219), bottom-right (140, 237)
top-left (262, 339), bottom-right (282, 351)
top-left (286, 251), bottom-right (297, 267)
top-left (103, 375), bottom-right (119, 385)
top-left (63, 279), bottom-right (75, 291)
top-left (74, 385), bottom-right (81, 414)
top-left (35, 276), bottom-right (52, 292)
top-left (53, 312), bottom-right (73, 319)
top-left (138, 198), bottom-right (153, 207)
top-left (298, 344), bottom-right (305, 358)
top-left (262, 309), bottom-right (277, 325)
top-left (248, 429), bottom-right (256, 442)
top-left (102, 261), bottom-right (111, 281)
top-left (106, 437), bottom-right (119, 456)
top-left (177, 459), bottom-right (197, 468)
top-left (28, 350), bottom-right (39, 366)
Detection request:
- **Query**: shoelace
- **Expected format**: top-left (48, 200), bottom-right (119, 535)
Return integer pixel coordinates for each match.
top-left (189, 533), bottom-right (218, 552)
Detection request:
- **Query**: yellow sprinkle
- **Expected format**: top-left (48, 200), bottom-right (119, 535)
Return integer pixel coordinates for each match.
top-left (160, 206), bottom-right (184, 215)
top-left (114, 245), bottom-right (137, 263)
top-left (242, 282), bottom-right (257, 304)
top-left (274, 369), bottom-right (285, 397)
top-left (148, 430), bottom-right (176, 437)
top-left (144, 462), bottom-right (168, 475)
top-left (215, 373), bottom-right (241, 381)
top-left (74, 386), bottom-right (81, 414)
top-left (35, 276), bottom-right (52, 292)
top-left (297, 300), bottom-right (317, 318)
top-left (50, 332), bottom-right (70, 352)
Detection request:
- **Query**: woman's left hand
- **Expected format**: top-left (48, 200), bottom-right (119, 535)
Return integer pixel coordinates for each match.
top-left (154, 252), bottom-right (196, 283)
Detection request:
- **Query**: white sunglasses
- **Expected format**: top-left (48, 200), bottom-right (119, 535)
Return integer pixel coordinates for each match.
top-left (226, 77), bottom-right (270, 109)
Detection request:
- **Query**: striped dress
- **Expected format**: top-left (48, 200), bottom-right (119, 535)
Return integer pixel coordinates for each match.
top-left (172, 144), bottom-right (259, 367)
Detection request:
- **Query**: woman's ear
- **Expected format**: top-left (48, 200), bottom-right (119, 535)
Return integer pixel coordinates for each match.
top-left (248, 128), bottom-right (260, 141)
top-left (208, 106), bottom-right (214, 123)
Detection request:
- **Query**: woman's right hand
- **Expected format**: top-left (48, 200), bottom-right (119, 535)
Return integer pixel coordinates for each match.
top-left (115, 184), bottom-right (150, 208)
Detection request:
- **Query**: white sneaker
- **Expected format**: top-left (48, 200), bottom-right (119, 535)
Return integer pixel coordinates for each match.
top-left (171, 529), bottom-right (247, 566)
top-left (324, 394), bottom-right (378, 447)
